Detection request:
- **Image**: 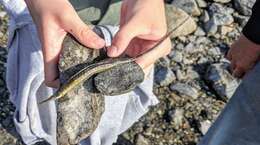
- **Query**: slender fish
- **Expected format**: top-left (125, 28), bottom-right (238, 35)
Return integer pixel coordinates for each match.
top-left (39, 17), bottom-right (189, 104)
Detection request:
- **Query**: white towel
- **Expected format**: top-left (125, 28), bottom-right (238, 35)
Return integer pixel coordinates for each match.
top-left (0, 0), bottom-right (159, 145)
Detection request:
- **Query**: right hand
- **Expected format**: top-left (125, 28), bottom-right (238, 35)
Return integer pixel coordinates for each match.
top-left (25, 0), bottom-right (105, 88)
top-left (227, 34), bottom-right (260, 78)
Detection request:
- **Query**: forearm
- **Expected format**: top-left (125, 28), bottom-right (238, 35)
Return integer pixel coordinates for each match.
top-left (242, 0), bottom-right (260, 44)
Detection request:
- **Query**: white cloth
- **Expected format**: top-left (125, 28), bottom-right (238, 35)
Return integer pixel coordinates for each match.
top-left (0, 0), bottom-right (159, 145)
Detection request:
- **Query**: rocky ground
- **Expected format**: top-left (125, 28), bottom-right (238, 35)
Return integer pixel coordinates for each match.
top-left (0, 0), bottom-right (255, 145)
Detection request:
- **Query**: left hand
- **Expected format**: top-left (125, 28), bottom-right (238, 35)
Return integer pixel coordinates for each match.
top-left (107, 0), bottom-right (171, 74)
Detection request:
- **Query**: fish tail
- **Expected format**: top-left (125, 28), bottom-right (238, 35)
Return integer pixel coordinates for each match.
top-left (38, 95), bottom-right (56, 105)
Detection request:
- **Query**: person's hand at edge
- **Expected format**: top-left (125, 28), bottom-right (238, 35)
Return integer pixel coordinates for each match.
top-left (25, 0), bottom-right (105, 88)
top-left (227, 34), bottom-right (260, 78)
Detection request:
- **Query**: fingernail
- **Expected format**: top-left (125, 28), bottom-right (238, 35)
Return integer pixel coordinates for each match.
top-left (107, 45), bottom-right (118, 57)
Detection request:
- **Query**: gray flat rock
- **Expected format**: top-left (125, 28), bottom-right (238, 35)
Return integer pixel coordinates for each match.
top-left (56, 32), bottom-right (144, 144)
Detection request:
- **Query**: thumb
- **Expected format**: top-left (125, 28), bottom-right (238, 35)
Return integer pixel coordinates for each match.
top-left (107, 22), bottom-right (147, 57)
top-left (63, 15), bottom-right (105, 49)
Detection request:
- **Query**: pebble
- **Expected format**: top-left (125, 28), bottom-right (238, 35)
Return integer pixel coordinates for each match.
top-left (194, 27), bottom-right (206, 36)
top-left (213, 0), bottom-right (231, 3)
top-left (196, 0), bottom-right (207, 8)
top-left (170, 82), bottom-right (199, 99)
top-left (200, 120), bottom-right (212, 135)
top-left (168, 50), bottom-right (183, 63)
top-left (171, 0), bottom-right (201, 16)
top-left (205, 63), bottom-right (240, 100)
top-left (233, 0), bottom-right (256, 16)
top-left (155, 66), bottom-right (176, 86)
top-left (166, 4), bottom-right (197, 38)
top-left (135, 134), bottom-right (149, 145)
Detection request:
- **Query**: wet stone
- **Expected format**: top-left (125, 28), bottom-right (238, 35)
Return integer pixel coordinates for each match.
top-left (94, 62), bottom-right (144, 96)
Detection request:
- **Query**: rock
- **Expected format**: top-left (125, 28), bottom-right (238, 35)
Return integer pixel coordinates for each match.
top-left (175, 69), bottom-right (186, 80)
top-left (200, 120), bottom-right (212, 135)
top-left (184, 43), bottom-right (204, 54)
top-left (135, 134), bottom-right (149, 145)
top-left (233, 13), bottom-right (250, 27)
top-left (205, 63), bottom-right (240, 100)
top-left (56, 29), bottom-right (144, 144)
top-left (204, 3), bottom-right (234, 35)
top-left (194, 27), bottom-right (206, 36)
top-left (57, 35), bottom-right (105, 145)
top-left (213, 0), bottom-right (231, 3)
top-left (233, 0), bottom-right (256, 16)
top-left (166, 4), bottom-right (197, 38)
top-left (208, 47), bottom-right (222, 56)
top-left (175, 43), bottom-right (184, 50)
top-left (171, 0), bottom-right (201, 16)
top-left (155, 66), bottom-right (176, 86)
top-left (95, 62), bottom-right (144, 96)
top-left (220, 25), bottom-right (234, 35)
top-left (170, 82), bottom-right (199, 99)
top-left (186, 67), bottom-right (200, 79)
top-left (200, 10), bottom-right (210, 23)
top-left (196, 0), bottom-right (207, 8)
top-left (173, 108), bottom-right (184, 127)
top-left (0, 11), bottom-right (6, 18)
top-left (168, 50), bottom-right (183, 63)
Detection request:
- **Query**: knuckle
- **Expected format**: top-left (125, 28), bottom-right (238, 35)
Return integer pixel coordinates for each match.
top-left (44, 80), bottom-right (53, 87)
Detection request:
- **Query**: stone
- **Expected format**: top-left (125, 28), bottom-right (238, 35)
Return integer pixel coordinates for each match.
top-left (233, 13), bottom-right (250, 27)
top-left (186, 67), bottom-right (200, 79)
top-left (135, 134), bottom-right (150, 145)
top-left (208, 47), bottom-right (222, 56)
top-left (155, 66), bottom-right (176, 86)
top-left (173, 108), bottom-right (184, 127)
top-left (56, 31), bottom-right (144, 144)
top-left (220, 25), bottom-right (234, 35)
top-left (200, 120), bottom-right (212, 135)
top-left (172, 0), bottom-right (201, 16)
top-left (94, 62), bottom-right (144, 96)
top-left (194, 27), bottom-right (206, 36)
top-left (233, 0), bottom-right (256, 16)
top-left (196, 0), bottom-right (207, 8)
top-left (184, 43), bottom-right (204, 54)
top-left (166, 4), bottom-right (197, 38)
top-left (175, 43), bottom-right (184, 50)
top-left (170, 82), bottom-right (199, 99)
top-left (200, 10), bottom-right (210, 23)
top-left (168, 50), bottom-right (183, 63)
top-left (57, 35), bottom-right (105, 145)
top-left (213, 0), bottom-right (231, 3)
top-left (204, 3), bottom-right (234, 35)
top-left (0, 11), bottom-right (6, 18)
top-left (175, 69), bottom-right (186, 80)
top-left (205, 63), bottom-right (240, 100)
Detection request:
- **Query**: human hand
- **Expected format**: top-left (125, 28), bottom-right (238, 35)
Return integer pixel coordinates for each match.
top-left (107, 0), bottom-right (171, 74)
top-left (25, 0), bottom-right (105, 88)
top-left (227, 34), bottom-right (260, 78)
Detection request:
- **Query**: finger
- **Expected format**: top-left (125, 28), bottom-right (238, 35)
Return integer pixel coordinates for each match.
top-left (136, 38), bottom-right (171, 69)
top-left (41, 25), bottom-right (65, 88)
top-left (107, 19), bottom-right (149, 57)
top-left (62, 13), bottom-right (105, 49)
